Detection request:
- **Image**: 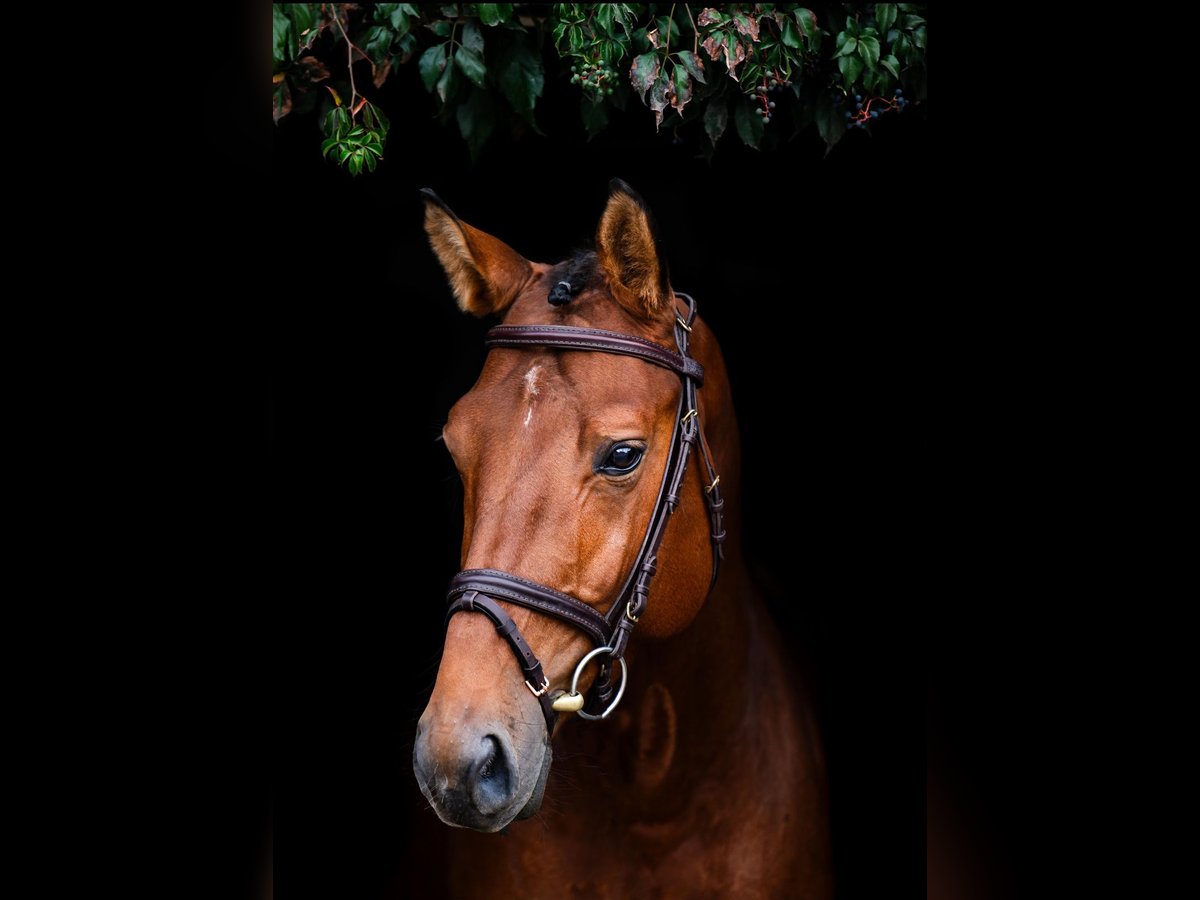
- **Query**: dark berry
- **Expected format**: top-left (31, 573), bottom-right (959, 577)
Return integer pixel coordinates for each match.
top-left (855, 102), bottom-right (862, 109)
top-left (768, 101), bottom-right (776, 109)
top-left (855, 94), bottom-right (862, 101)
top-left (871, 110), bottom-right (879, 118)
top-left (896, 88), bottom-right (903, 94)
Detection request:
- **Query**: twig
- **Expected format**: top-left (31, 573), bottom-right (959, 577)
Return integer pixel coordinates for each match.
top-left (684, 4), bottom-right (698, 55)
top-left (332, 3), bottom-right (360, 108)
top-left (665, 3), bottom-right (676, 58)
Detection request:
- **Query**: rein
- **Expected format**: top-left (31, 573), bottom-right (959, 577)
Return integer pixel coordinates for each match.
top-left (444, 293), bottom-right (726, 731)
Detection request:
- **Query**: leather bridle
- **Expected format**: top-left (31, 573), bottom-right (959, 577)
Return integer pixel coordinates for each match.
top-left (444, 293), bottom-right (726, 732)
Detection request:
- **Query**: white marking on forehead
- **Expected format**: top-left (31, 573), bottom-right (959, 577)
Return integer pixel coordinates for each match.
top-left (523, 365), bottom-right (541, 428)
top-left (523, 365), bottom-right (542, 397)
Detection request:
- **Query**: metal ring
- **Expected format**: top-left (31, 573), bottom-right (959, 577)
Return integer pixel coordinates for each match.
top-left (565, 646), bottom-right (629, 721)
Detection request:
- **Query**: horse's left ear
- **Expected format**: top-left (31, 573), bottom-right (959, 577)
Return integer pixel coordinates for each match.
top-left (421, 188), bottom-right (533, 317)
top-left (596, 179), bottom-right (671, 320)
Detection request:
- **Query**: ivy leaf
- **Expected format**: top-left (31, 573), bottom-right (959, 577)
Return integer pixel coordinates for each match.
top-left (671, 64), bottom-right (693, 114)
top-left (894, 33), bottom-right (912, 61)
top-left (437, 49), bottom-right (463, 102)
top-left (836, 36), bottom-right (858, 57)
top-left (913, 25), bottom-right (926, 49)
top-left (839, 53), bottom-right (863, 84)
top-left (781, 18), bottom-right (802, 49)
top-left (457, 86), bottom-right (495, 162)
top-left (419, 44), bottom-right (446, 92)
top-left (596, 4), bottom-right (614, 33)
top-left (795, 8), bottom-right (818, 39)
top-left (427, 20), bottom-right (451, 37)
top-left (462, 19), bottom-right (485, 54)
top-left (478, 4), bottom-right (512, 27)
top-left (455, 47), bottom-right (487, 87)
top-left (857, 36), bottom-right (880, 69)
top-left (880, 54), bottom-right (900, 79)
top-left (581, 98), bottom-right (608, 139)
top-left (731, 13), bottom-right (760, 41)
top-left (875, 4), bottom-right (897, 35)
top-left (272, 5), bottom-right (291, 67)
top-left (697, 8), bottom-right (723, 26)
top-left (704, 96), bottom-right (729, 144)
top-left (676, 50), bottom-right (707, 84)
top-left (814, 92), bottom-right (845, 151)
top-left (499, 34), bottom-right (544, 125)
top-left (734, 100), bottom-right (763, 149)
top-left (648, 66), bottom-right (671, 130)
top-left (630, 51), bottom-right (660, 99)
top-left (903, 14), bottom-right (926, 29)
top-left (364, 25), bottom-right (392, 64)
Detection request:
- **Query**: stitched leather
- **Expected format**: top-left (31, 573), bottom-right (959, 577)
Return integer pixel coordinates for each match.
top-left (486, 325), bottom-right (705, 384)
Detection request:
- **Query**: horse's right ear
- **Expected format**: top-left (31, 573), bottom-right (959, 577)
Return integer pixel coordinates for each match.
top-left (421, 189), bottom-right (533, 317)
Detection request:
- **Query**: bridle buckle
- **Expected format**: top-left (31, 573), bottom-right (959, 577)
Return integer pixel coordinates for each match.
top-left (526, 675), bottom-right (550, 697)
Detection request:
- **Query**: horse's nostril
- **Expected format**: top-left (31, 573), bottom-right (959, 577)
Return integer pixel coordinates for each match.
top-left (470, 734), bottom-right (515, 816)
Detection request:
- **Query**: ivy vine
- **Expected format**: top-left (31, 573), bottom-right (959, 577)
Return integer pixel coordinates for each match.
top-left (272, 3), bottom-right (928, 172)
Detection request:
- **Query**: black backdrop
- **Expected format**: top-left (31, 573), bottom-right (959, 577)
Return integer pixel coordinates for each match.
top-left (271, 57), bottom-right (935, 900)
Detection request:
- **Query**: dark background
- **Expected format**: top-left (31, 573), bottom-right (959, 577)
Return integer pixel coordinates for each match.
top-left (271, 53), bottom-right (941, 899)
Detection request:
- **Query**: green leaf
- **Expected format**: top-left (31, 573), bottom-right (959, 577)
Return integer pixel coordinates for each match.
top-left (478, 3), bottom-right (512, 26)
top-left (844, 15), bottom-right (859, 36)
top-left (498, 34), bottom-right (544, 124)
top-left (894, 33), bottom-right (911, 60)
top-left (880, 54), bottom-right (900, 79)
top-left (437, 49), bottom-right (463, 102)
top-left (321, 138), bottom-right (340, 158)
top-left (349, 152), bottom-right (362, 176)
top-left (857, 35), bottom-right (880, 69)
top-left (903, 14), bottom-right (926, 29)
top-left (875, 4), bottom-right (897, 35)
top-left (913, 25), bottom-right (926, 49)
top-left (462, 19), bottom-right (485, 54)
top-left (839, 53), bottom-right (863, 84)
top-left (568, 25), bottom-right (584, 53)
top-left (734, 100), bottom-right (763, 149)
top-left (419, 44), bottom-right (446, 92)
top-left (391, 5), bottom-right (418, 33)
top-left (581, 98), bottom-right (608, 139)
top-left (288, 4), bottom-right (319, 48)
top-left (795, 8), bottom-right (817, 39)
top-left (781, 18), bottom-right (802, 49)
top-left (364, 151), bottom-right (377, 173)
top-left (457, 86), bottom-right (495, 162)
top-left (704, 96), bottom-right (728, 144)
top-left (596, 3), bottom-right (614, 33)
top-left (836, 36), bottom-right (858, 57)
top-left (676, 50), bottom-right (706, 84)
top-left (272, 5), bottom-right (291, 67)
top-left (364, 25), bottom-right (392, 64)
top-left (814, 92), bottom-right (845, 150)
top-left (672, 64), bottom-right (693, 113)
top-left (427, 20), bottom-right (451, 37)
top-left (455, 46), bottom-right (487, 87)
top-left (629, 51), bottom-right (660, 98)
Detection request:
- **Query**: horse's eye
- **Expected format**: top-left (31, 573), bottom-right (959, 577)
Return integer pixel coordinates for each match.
top-left (601, 443), bottom-right (644, 475)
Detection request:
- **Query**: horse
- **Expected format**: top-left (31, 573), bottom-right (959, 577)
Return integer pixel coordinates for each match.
top-left (413, 180), bottom-right (831, 898)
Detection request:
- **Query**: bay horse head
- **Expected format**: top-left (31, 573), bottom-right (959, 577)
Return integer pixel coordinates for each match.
top-left (414, 180), bottom-right (730, 832)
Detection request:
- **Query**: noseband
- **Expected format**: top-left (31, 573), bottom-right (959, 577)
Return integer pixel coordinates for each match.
top-left (444, 293), bottom-right (726, 732)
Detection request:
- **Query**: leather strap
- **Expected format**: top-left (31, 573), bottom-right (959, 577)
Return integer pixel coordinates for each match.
top-left (486, 325), bottom-right (705, 384)
top-left (449, 570), bottom-right (613, 648)
top-left (445, 589), bottom-right (558, 731)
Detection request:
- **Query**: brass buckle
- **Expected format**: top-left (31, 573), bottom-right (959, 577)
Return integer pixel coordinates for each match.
top-left (706, 475), bottom-right (721, 495)
top-left (625, 600), bottom-right (640, 623)
top-left (675, 314), bottom-right (692, 333)
top-left (681, 409), bottom-right (698, 427)
top-left (526, 675), bottom-right (550, 697)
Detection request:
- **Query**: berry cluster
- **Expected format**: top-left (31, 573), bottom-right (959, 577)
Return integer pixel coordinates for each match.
top-left (753, 74), bottom-right (788, 125)
top-left (570, 61), bottom-right (617, 97)
top-left (838, 89), bottom-right (909, 130)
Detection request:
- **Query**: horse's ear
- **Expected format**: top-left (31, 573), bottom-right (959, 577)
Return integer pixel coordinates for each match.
top-left (595, 178), bottom-right (671, 320)
top-left (421, 189), bottom-right (533, 317)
